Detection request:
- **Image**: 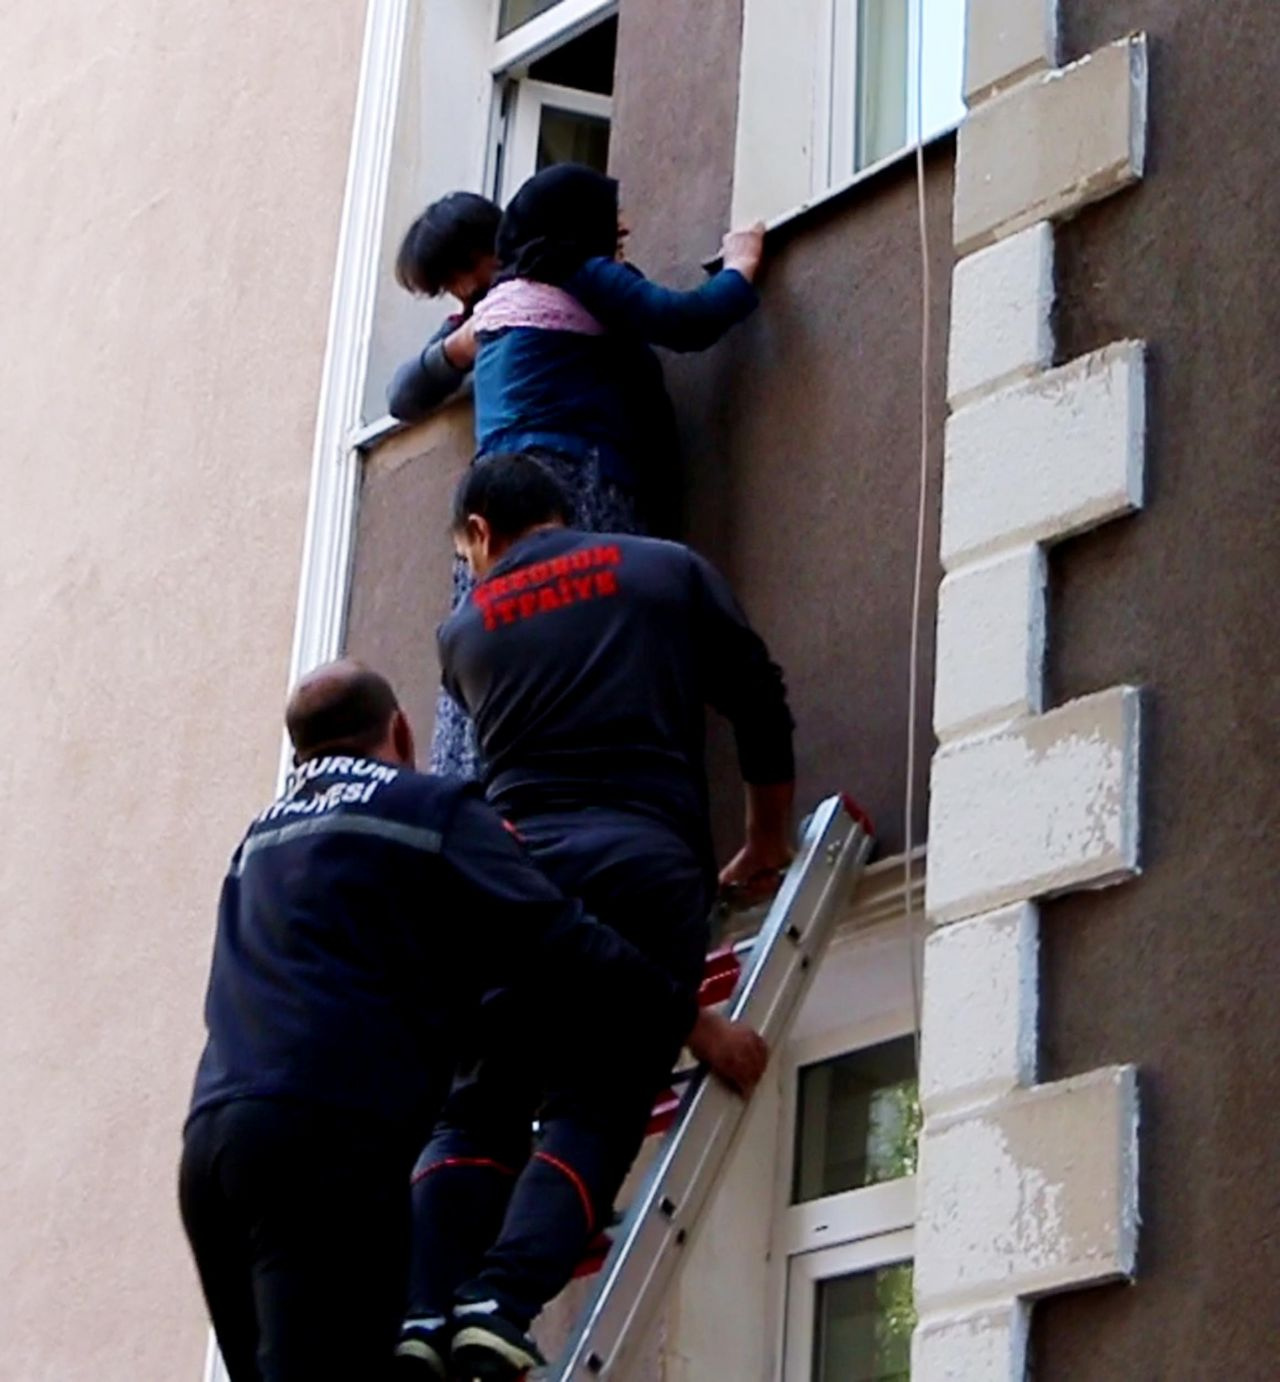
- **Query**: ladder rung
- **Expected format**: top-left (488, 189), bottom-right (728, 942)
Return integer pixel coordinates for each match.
top-left (697, 946), bottom-right (742, 1007)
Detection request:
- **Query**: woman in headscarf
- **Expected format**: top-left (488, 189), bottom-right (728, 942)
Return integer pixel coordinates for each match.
top-left (429, 163), bottom-right (764, 779)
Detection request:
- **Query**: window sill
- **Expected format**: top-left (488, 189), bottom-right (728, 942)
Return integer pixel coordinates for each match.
top-left (348, 414), bottom-right (406, 452)
top-left (349, 377), bottom-right (475, 455)
top-left (702, 125), bottom-right (959, 271)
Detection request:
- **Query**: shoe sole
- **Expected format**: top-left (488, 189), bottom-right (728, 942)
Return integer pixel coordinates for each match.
top-left (392, 1338), bottom-right (447, 1379)
top-left (452, 1325), bottom-right (540, 1379)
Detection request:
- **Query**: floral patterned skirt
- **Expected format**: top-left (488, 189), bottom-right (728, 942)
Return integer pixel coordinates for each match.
top-left (427, 449), bottom-right (644, 781)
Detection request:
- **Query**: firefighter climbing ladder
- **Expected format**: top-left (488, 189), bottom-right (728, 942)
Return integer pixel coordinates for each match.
top-left (550, 794), bottom-right (876, 1381)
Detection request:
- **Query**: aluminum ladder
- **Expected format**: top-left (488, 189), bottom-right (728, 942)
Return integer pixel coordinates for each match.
top-left (550, 793), bottom-right (875, 1380)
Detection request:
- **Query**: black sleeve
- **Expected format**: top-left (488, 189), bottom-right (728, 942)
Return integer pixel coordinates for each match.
top-left (689, 551), bottom-right (796, 784)
top-left (444, 794), bottom-right (699, 1037)
top-left (386, 335), bottom-right (468, 422)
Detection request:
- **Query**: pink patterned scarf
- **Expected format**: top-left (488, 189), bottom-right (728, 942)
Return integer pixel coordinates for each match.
top-left (471, 278), bottom-right (605, 337)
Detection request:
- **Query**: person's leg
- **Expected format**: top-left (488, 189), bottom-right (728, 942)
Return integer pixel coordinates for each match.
top-left (451, 824), bottom-right (712, 1367)
top-left (210, 1101), bottom-right (413, 1382)
top-left (429, 554), bottom-right (483, 779)
top-left (179, 1107), bottom-right (263, 1382)
top-left (525, 449), bottom-right (642, 537)
top-left (403, 1040), bottom-right (537, 1319)
top-left (453, 1071), bottom-right (660, 1326)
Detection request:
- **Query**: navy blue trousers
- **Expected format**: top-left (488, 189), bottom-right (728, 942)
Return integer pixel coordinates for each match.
top-left (181, 1099), bottom-right (421, 1380)
top-left (408, 811), bottom-right (712, 1328)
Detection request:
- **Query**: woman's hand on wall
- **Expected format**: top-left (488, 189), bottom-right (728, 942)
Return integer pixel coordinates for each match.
top-left (721, 222), bottom-right (766, 282)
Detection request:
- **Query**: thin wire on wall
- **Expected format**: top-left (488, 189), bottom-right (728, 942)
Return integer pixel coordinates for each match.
top-left (903, 1), bottom-right (935, 1064)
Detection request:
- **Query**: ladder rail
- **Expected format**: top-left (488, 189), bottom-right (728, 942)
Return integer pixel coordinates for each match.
top-left (552, 795), bottom-right (874, 1380)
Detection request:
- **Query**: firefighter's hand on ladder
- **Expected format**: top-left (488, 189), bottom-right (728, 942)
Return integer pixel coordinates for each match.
top-left (688, 1008), bottom-right (769, 1097)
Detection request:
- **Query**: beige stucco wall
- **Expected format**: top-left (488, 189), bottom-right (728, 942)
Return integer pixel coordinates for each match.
top-left (0, 3), bottom-right (363, 1377)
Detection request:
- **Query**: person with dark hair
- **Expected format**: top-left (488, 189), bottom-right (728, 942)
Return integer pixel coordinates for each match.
top-left (386, 191), bottom-right (502, 424)
top-left (178, 658), bottom-right (765, 1382)
top-left (426, 163), bottom-right (766, 782)
top-left (397, 454), bottom-right (794, 1378)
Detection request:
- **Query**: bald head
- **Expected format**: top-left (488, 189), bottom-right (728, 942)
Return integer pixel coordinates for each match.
top-left (285, 659), bottom-right (410, 764)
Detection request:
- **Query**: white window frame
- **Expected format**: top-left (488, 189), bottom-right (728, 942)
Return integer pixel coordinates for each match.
top-left (822, 0), bottom-right (924, 184)
top-left (732, 0), bottom-right (966, 225)
top-left (771, 947), bottom-right (920, 1381)
top-left (491, 0), bottom-right (616, 72)
top-left (783, 1228), bottom-right (915, 1382)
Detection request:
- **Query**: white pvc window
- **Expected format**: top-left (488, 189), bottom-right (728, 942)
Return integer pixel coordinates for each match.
top-left (733, 0), bottom-right (967, 224)
top-left (489, 3), bottom-right (616, 203)
top-left (829, 0), bottom-right (968, 178)
top-left (777, 1006), bottom-right (919, 1381)
top-left (784, 1234), bottom-right (915, 1382)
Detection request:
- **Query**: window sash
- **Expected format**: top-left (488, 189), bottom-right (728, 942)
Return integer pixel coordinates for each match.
top-left (783, 1229), bottom-right (915, 1382)
top-left (490, 0), bottom-right (616, 72)
top-left (822, 0), bottom-right (966, 186)
top-left (783, 1176), bottom-right (916, 1258)
top-left (499, 79), bottom-right (612, 200)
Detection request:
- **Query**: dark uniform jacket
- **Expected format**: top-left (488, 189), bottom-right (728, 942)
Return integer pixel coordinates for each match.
top-left (437, 528), bottom-right (795, 850)
top-left (186, 759), bottom-right (695, 1137)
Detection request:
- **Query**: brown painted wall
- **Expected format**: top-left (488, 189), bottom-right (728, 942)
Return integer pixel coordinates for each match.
top-left (1031, 3), bottom-right (1280, 1376)
top-left (677, 155), bottom-right (953, 860)
top-left (347, 402), bottom-right (477, 752)
top-left (349, 2), bottom-right (951, 868)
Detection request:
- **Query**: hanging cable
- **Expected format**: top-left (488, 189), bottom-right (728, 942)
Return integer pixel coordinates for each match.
top-left (903, 0), bottom-right (934, 1066)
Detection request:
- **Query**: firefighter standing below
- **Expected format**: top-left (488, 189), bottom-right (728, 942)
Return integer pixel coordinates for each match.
top-left (400, 454), bottom-right (795, 1379)
top-left (178, 660), bottom-right (765, 1382)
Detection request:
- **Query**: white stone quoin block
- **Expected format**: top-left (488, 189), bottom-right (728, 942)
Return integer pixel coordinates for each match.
top-left (941, 340), bottom-right (1146, 571)
top-left (948, 222), bottom-right (1054, 407)
top-left (913, 1301), bottom-right (1029, 1382)
top-left (920, 904), bottom-right (1038, 1116)
top-left (955, 34), bottom-right (1148, 254)
top-left (965, 0), bottom-right (1057, 100)
top-left (915, 1065), bottom-right (1140, 1312)
top-left (926, 686), bottom-right (1142, 925)
top-left (934, 544), bottom-right (1046, 742)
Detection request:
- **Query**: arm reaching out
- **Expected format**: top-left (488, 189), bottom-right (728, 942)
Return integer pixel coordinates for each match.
top-left (689, 551), bottom-right (797, 900)
top-left (386, 316), bottom-right (474, 422)
top-left (567, 254), bottom-right (760, 353)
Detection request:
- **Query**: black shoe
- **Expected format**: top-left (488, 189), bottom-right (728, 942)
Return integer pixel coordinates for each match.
top-left (451, 1300), bottom-right (545, 1381)
top-left (393, 1314), bottom-right (451, 1379)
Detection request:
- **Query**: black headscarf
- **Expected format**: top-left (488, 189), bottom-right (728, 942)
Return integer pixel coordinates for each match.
top-left (496, 164), bottom-right (620, 285)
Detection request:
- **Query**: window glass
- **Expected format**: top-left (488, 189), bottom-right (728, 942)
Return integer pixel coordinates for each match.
top-left (499, 0), bottom-right (565, 37)
top-left (856, 0), bottom-right (910, 169)
top-left (793, 1036), bottom-right (919, 1202)
top-left (537, 106), bottom-right (610, 172)
top-left (813, 1262), bottom-right (915, 1382)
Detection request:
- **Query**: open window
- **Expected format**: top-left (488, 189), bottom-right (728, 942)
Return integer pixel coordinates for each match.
top-left (362, 0), bottom-right (618, 424)
top-left (491, 11), bottom-right (617, 202)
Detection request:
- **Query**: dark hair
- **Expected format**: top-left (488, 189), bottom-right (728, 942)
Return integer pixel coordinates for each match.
top-left (451, 453), bottom-right (572, 539)
top-left (497, 164), bottom-right (619, 285)
top-left (286, 662), bottom-right (400, 760)
top-left (395, 192), bottom-right (501, 296)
